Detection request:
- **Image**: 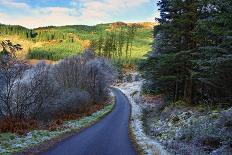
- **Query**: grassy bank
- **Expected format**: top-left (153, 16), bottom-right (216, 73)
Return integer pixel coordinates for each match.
top-left (0, 103), bottom-right (114, 155)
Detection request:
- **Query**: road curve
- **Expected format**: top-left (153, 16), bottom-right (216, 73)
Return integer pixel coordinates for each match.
top-left (41, 88), bottom-right (137, 155)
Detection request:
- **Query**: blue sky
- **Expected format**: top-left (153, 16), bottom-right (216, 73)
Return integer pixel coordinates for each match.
top-left (0, 0), bottom-right (160, 28)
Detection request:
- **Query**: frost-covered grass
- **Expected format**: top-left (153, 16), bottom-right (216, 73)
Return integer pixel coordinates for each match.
top-left (115, 79), bottom-right (169, 155)
top-left (0, 104), bottom-right (114, 155)
top-left (146, 104), bottom-right (232, 155)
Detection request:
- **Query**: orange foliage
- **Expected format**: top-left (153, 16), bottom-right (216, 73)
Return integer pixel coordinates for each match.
top-left (0, 118), bottom-right (37, 135)
top-left (56, 104), bottom-right (105, 121)
top-left (0, 104), bottom-right (106, 133)
top-left (48, 104), bottom-right (105, 131)
top-left (122, 64), bottom-right (136, 73)
top-left (46, 119), bottom-right (64, 131)
top-left (142, 94), bottom-right (164, 106)
top-left (81, 40), bottom-right (90, 48)
top-left (75, 36), bottom-right (90, 48)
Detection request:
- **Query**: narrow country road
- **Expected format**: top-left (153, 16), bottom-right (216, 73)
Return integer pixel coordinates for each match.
top-left (41, 88), bottom-right (137, 155)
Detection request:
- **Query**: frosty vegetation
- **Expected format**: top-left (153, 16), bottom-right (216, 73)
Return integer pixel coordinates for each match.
top-left (0, 40), bottom-right (116, 121)
top-left (116, 74), bottom-right (169, 155)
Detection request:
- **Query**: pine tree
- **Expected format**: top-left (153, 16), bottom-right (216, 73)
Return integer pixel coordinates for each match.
top-left (141, 0), bottom-right (232, 105)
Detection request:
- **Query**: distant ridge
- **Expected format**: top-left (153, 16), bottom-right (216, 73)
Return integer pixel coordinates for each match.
top-left (110, 22), bottom-right (158, 29)
top-left (0, 22), bottom-right (158, 30)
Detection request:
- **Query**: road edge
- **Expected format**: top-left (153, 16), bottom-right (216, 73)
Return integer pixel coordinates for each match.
top-left (16, 98), bottom-right (116, 155)
top-left (112, 87), bottom-right (144, 155)
top-left (114, 85), bottom-right (170, 155)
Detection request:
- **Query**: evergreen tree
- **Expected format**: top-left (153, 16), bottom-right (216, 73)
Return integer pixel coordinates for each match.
top-left (140, 0), bottom-right (232, 105)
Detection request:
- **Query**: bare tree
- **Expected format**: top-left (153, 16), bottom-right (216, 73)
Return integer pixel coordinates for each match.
top-left (52, 50), bottom-right (116, 104)
top-left (0, 44), bottom-right (116, 120)
top-left (85, 58), bottom-right (116, 103)
top-left (12, 61), bottom-right (57, 119)
top-left (0, 59), bottom-right (28, 117)
top-left (0, 41), bottom-right (57, 119)
top-left (0, 60), bottom-right (57, 119)
top-left (0, 40), bottom-right (27, 117)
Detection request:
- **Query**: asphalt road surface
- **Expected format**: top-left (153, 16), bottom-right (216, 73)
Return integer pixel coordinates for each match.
top-left (41, 88), bottom-right (137, 155)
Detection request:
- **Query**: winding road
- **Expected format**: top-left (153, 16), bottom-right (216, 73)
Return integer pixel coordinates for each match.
top-left (41, 88), bottom-right (137, 155)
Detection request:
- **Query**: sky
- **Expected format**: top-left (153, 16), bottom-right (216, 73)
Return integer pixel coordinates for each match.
top-left (0, 0), bottom-right (160, 28)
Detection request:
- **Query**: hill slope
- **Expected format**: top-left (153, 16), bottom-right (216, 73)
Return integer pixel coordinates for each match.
top-left (0, 22), bottom-right (156, 65)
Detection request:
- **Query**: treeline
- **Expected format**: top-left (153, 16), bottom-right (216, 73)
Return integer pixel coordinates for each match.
top-left (33, 25), bottom-right (108, 41)
top-left (0, 24), bottom-right (37, 39)
top-left (0, 41), bottom-right (116, 122)
top-left (140, 0), bottom-right (232, 105)
top-left (0, 24), bottom-right (104, 42)
top-left (90, 26), bottom-right (137, 62)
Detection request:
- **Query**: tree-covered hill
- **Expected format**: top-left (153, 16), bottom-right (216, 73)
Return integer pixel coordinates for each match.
top-left (0, 22), bottom-right (156, 66)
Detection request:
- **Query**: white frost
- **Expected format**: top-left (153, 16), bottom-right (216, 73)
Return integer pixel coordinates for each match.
top-left (115, 80), bottom-right (170, 155)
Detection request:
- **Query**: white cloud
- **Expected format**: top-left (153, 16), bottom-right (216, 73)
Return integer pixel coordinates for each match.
top-left (0, 0), bottom-right (30, 9)
top-left (0, 7), bottom-right (79, 28)
top-left (0, 0), bottom-right (153, 28)
top-left (77, 0), bottom-right (151, 24)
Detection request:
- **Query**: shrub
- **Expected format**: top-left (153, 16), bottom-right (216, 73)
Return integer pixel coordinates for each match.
top-left (0, 60), bottom-right (57, 119)
top-left (55, 89), bottom-right (91, 114)
top-left (0, 48), bottom-right (116, 132)
top-left (0, 118), bottom-right (37, 135)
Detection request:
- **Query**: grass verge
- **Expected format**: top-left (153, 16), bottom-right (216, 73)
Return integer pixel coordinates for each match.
top-left (0, 100), bottom-right (115, 155)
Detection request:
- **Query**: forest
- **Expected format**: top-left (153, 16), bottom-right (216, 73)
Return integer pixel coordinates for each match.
top-left (140, 0), bottom-right (232, 106)
top-left (0, 22), bottom-right (153, 66)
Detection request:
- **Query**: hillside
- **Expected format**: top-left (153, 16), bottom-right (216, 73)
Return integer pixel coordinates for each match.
top-left (0, 22), bottom-right (155, 65)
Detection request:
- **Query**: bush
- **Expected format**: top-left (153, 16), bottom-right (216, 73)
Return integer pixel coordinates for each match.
top-left (0, 60), bottom-right (57, 119)
top-left (0, 49), bottom-right (116, 132)
top-left (55, 89), bottom-right (91, 114)
top-left (52, 49), bottom-right (116, 103)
